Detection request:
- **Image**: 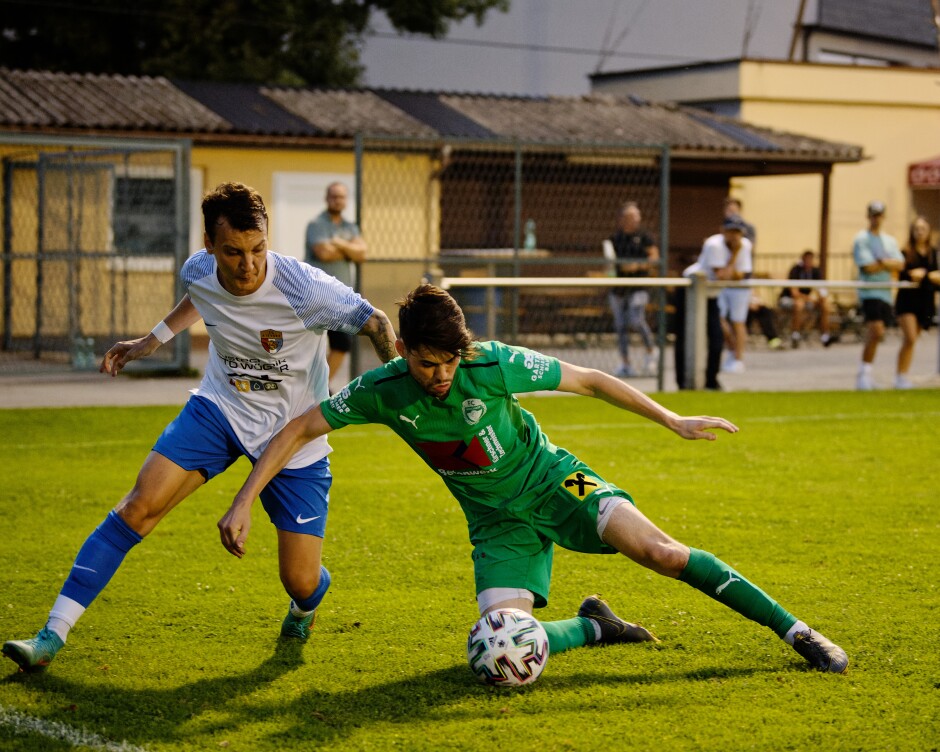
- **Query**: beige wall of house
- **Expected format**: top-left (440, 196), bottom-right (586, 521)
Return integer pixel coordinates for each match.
top-left (732, 62), bottom-right (940, 285)
top-left (595, 60), bottom-right (940, 287)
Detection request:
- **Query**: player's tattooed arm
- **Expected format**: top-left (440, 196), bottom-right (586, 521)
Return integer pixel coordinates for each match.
top-left (360, 308), bottom-right (398, 363)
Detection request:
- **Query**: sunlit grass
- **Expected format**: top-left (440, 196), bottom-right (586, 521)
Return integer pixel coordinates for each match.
top-left (1, 390), bottom-right (938, 750)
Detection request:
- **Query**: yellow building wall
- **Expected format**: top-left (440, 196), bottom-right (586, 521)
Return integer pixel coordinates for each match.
top-left (0, 146), bottom-right (179, 339)
top-left (732, 61), bottom-right (940, 287)
top-left (193, 146), bottom-right (356, 220)
top-left (1, 143), bottom-right (436, 342)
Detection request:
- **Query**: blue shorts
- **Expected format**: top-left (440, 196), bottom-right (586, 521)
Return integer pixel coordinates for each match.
top-left (153, 396), bottom-right (330, 536)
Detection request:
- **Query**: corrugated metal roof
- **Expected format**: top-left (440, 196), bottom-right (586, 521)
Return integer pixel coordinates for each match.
top-left (261, 87), bottom-right (437, 138)
top-left (0, 68), bottom-right (230, 132)
top-left (374, 90), bottom-right (496, 138)
top-left (685, 111), bottom-right (783, 152)
top-left (438, 93), bottom-right (743, 149)
top-left (0, 69), bottom-right (863, 163)
top-left (173, 80), bottom-right (318, 136)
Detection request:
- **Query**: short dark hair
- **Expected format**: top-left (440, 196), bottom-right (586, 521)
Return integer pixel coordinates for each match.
top-left (397, 284), bottom-right (477, 357)
top-left (202, 182), bottom-right (268, 243)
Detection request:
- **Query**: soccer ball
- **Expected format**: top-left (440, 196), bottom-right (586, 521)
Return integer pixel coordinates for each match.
top-left (466, 608), bottom-right (550, 687)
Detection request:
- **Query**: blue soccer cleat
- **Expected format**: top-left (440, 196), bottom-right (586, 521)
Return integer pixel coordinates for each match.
top-left (3, 627), bottom-right (64, 672)
top-left (280, 608), bottom-right (317, 640)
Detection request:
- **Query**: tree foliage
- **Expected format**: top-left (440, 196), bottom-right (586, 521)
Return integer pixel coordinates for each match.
top-left (0, 0), bottom-right (509, 86)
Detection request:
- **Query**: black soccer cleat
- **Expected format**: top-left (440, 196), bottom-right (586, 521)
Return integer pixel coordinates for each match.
top-left (578, 595), bottom-right (659, 644)
top-left (792, 629), bottom-right (848, 673)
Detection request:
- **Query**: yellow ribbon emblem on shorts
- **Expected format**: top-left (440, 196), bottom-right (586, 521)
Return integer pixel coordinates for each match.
top-left (561, 471), bottom-right (601, 500)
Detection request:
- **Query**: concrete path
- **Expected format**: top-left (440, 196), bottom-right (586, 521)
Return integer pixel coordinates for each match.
top-left (0, 332), bottom-right (937, 409)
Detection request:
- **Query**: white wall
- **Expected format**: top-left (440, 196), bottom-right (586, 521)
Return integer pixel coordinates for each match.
top-left (271, 172), bottom-right (358, 259)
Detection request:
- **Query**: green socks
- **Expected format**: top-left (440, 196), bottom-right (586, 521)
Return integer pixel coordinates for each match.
top-left (543, 547), bottom-right (797, 654)
top-left (542, 616), bottom-right (596, 654)
top-left (678, 548), bottom-right (797, 638)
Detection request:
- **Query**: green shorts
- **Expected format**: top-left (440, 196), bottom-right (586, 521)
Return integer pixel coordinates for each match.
top-left (470, 461), bottom-right (634, 608)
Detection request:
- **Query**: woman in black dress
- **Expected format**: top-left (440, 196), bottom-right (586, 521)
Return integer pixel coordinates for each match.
top-left (895, 216), bottom-right (940, 388)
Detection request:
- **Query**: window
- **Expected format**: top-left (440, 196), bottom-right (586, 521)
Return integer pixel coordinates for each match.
top-left (112, 176), bottom-right (176, 256)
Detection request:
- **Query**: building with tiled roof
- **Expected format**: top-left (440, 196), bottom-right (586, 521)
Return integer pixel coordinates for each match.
top-left (0, 67), bottom-right (866, 373)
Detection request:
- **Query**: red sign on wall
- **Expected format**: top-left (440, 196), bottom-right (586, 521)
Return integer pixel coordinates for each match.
top-left (909, 156), bottom-right (940, 188)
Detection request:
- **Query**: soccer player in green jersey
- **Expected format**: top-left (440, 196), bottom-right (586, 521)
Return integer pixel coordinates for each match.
top-left (222, 284), bottom-right (848, 673)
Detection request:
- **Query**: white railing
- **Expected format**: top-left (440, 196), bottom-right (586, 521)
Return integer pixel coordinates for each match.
top-left (440, 275), bottom-right (929, 390)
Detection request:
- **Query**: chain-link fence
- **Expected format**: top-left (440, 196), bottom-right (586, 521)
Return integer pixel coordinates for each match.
top-left (0, 134), bottom-right (190, 375)
top-left (356, 136), bottom-right (670, 377)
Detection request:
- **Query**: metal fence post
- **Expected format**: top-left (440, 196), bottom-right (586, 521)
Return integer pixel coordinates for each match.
top-left (352, 133), bottom-right (364, 378)
top-left (684, 273), bottom-right (707, 390)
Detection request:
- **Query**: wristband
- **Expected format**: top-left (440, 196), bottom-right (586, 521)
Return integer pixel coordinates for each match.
top-left (150, 321), bottom-right (175, 344)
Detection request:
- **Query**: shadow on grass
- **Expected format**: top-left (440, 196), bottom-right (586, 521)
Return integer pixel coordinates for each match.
top-left (3, 644), bottom-right (773, 748)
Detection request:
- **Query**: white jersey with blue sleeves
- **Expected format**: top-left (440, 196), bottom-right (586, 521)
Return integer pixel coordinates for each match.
top-left (181, 249), bottom-right (373, 468)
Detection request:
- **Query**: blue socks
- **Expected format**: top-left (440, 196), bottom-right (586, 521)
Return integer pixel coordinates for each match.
top-left (292, 565), bottom-right (331, 613)
top-left (60, 510), bottom-right (142, 608)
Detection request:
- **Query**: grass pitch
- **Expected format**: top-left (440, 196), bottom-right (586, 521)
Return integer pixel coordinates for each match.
top-left (1, 390), bottom-right (938, 751)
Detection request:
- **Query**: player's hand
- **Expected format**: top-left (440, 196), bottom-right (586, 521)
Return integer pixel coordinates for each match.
top-left (100, 335), bottom-right (160, 377)
top-left (218, 501), bottom-right (252, 558)
top-left (671, 416), bottom-right (739, 441)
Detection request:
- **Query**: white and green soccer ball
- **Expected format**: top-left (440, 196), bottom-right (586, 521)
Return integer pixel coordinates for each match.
top-left (466, 608), bottom-right (549, 687)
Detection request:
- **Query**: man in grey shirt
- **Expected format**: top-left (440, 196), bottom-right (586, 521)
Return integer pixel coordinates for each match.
top-left (305, 182), bottom-right (368, 382)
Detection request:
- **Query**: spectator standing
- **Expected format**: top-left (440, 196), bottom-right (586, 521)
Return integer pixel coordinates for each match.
top-left (779, 250), bottom-right (833, 348)
top-left (718, 200), bottom-right (755, 373)
top-left (687, 215), bottom-right (753, 390)
top-left (603, 201), bottom-right (659, 377)
top-left (852, 201), bottom-right (904, 391)
top-left (306, 182), bottom-right (368, 385)
top-left (723, 197), bottom-right (756, 245)
top-left (894, 216), bottom-right (940, 388)
top-left (715, 216), bottom-right (754, 375)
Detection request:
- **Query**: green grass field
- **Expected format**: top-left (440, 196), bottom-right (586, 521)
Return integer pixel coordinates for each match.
top-left (1, 391), bottom-right (938, 751)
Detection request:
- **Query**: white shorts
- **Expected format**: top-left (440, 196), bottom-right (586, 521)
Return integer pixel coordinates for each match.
top-left (719, 288), bottom-right (750, 323)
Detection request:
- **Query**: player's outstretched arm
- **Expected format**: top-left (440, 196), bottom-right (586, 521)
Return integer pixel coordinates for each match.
top-left (100, 295), bottom-right (202, 377)
top-left (219, 406), bottom-right (335, 558)
top-left (555, 361), bottom-right (738, 441)
top-left (358, 308), bottom-right (397, 363)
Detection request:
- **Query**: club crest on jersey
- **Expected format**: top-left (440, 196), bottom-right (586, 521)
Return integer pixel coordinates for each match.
top-left (260, 329), bottom-right (283, 354)
top-left (462, 398), bottom-right (487, 425)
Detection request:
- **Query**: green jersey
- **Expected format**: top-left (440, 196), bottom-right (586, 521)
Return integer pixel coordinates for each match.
top-left (321, 341), bottom-right (585, 525)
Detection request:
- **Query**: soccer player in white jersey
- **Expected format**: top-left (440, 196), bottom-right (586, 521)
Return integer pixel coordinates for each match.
top-left (2, 182), bottom-right (397, 672)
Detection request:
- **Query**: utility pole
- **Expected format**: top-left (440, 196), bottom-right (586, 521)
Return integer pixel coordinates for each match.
top-left (932, 0), bottom-right (940, 63)
top-left (788, 0), bottom-right (809, 62)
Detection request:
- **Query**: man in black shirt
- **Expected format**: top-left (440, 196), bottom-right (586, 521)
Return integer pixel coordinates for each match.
top-left (604, 202), bottom-right (659, 377)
